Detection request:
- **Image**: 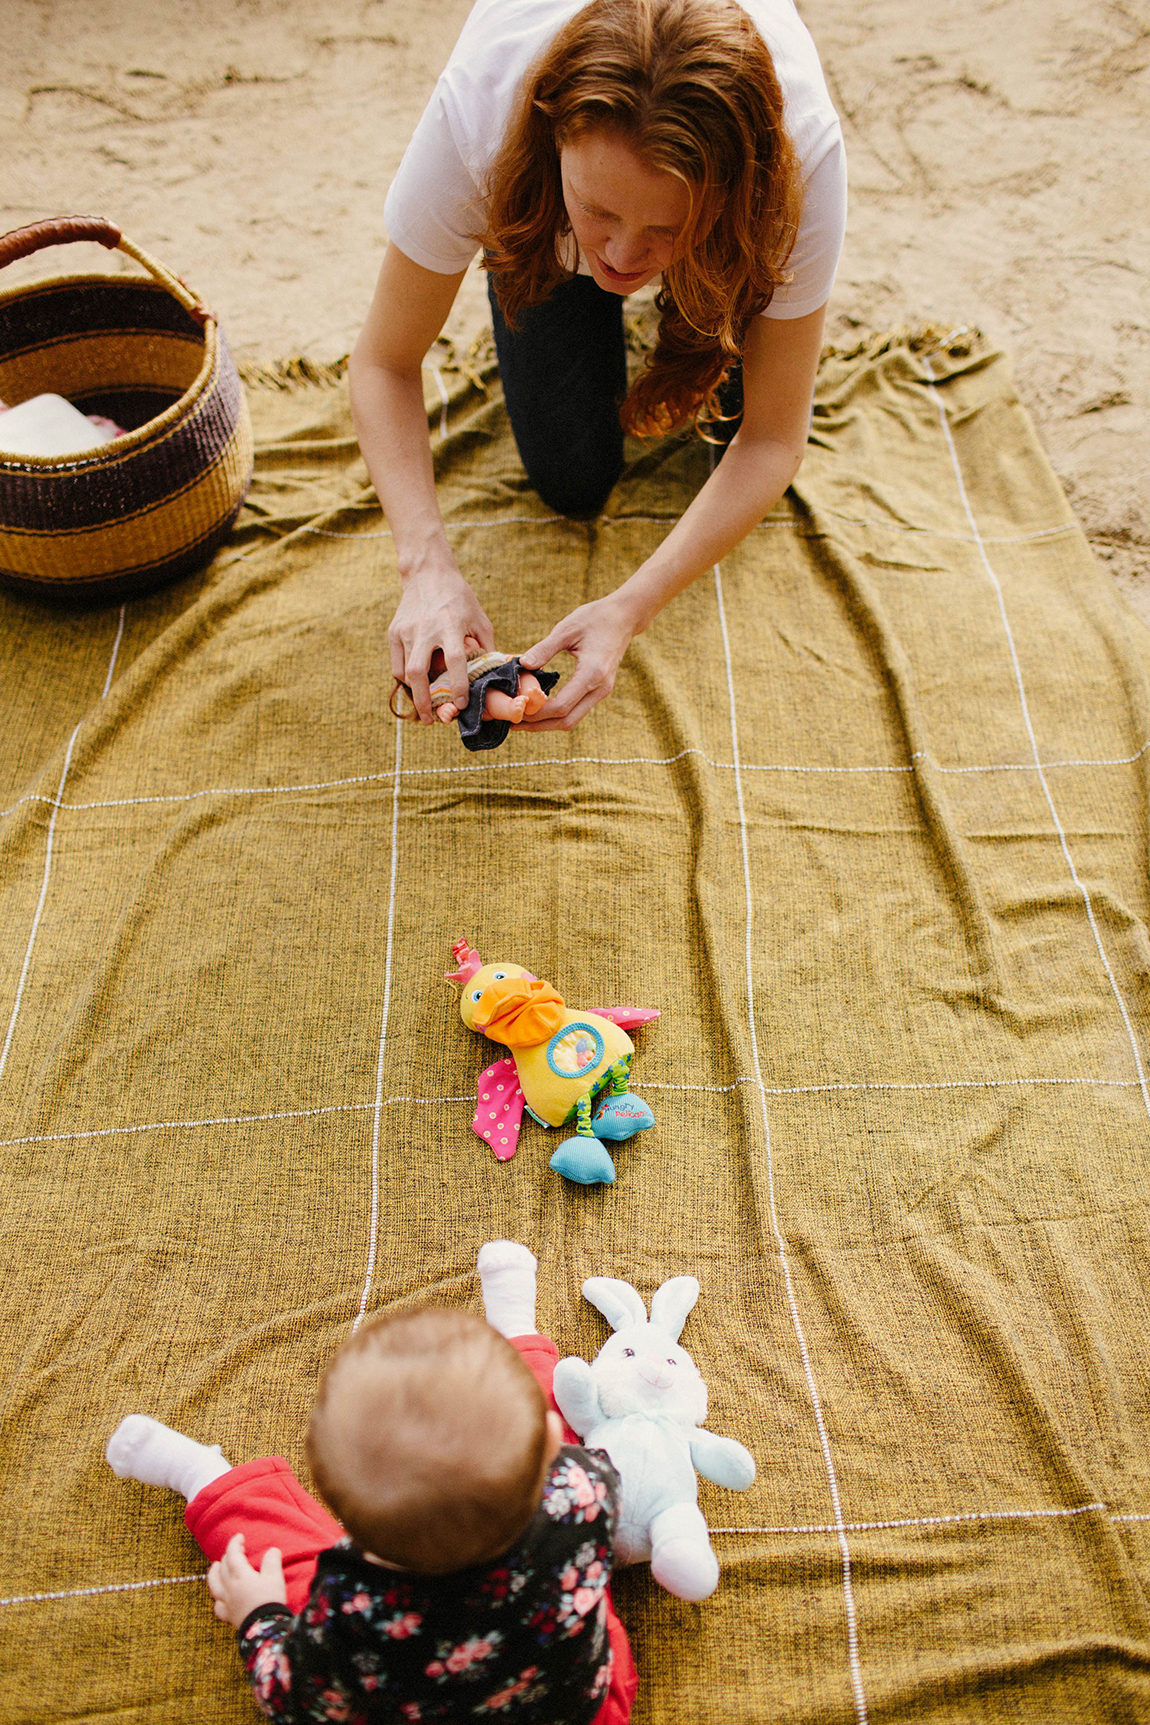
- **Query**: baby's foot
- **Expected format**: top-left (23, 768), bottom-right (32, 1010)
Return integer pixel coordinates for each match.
top-left (106, 1414), bottom-right (232, 1502)
top-left (478, 1241), bottom-right (538, 1339)
top-left (507, 695), bottom-right (528, 724)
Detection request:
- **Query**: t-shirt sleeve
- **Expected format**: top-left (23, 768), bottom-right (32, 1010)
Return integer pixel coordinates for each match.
top-left (762, 126), bottom-right (847, 319)
top-left (383, 88), bottom-right (485, 275)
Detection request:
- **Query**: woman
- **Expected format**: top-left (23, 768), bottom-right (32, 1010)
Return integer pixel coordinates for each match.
top-left (350, 0), bottom-right (846, 731)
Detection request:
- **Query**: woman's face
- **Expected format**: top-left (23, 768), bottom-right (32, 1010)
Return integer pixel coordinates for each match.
top-left (560, 129), bottom-right (694, 294)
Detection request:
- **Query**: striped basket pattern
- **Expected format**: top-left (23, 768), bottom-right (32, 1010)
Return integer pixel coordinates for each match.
top-left (0, 217), bottom-right (253, 603)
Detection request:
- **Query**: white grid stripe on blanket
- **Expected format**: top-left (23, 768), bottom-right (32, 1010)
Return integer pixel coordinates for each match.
top-left (714, 557), bottom-right (869, 1725)
top-left (923, 356), bottom-right (1150, 1124)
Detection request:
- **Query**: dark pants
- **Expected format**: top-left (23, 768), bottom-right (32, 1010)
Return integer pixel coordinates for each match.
top-left (487, 273), bottom-right (743, 517)
top-left (489, 273), bottom-right (628, 518)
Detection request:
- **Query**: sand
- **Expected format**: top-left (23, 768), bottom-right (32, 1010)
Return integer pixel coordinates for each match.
top-left (2, 0), bottom-right (1148, 614)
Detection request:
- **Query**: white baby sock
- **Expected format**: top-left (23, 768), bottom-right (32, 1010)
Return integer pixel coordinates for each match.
top-left (105, 1414), bottom-right (233, 1502)
top-left (478, 1240), bottom-right (539, 1339)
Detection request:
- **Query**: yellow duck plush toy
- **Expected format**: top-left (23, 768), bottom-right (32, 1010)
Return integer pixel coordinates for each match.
top-left (447, 938), bottom-right (658, 1185)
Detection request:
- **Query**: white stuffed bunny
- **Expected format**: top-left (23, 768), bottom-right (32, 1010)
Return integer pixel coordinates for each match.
top-left (552, 1276), bottom-right (755, 1602)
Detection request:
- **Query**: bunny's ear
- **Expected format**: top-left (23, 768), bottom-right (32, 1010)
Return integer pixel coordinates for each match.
top-left (582, 1277), bottom-right (648, 1331)
top-left (649, 1276), bottom-right (700, 1341)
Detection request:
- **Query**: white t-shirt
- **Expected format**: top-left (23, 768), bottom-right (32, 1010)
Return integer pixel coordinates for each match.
top-left (384, 0), bottom-right (846, 319)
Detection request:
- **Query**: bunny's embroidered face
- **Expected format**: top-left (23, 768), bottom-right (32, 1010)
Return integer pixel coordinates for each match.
top-left (593, 1327), bottom-right (708, 1426)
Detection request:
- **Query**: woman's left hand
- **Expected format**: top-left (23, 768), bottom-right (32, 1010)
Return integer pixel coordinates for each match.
top-left (519, 594), bottom-right (640, 731)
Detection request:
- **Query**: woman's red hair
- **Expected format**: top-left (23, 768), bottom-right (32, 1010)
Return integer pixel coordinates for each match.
top-left (482, 0), bottom-right (802, 435)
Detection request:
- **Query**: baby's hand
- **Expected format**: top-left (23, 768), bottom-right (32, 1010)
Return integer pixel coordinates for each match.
top-left (207, 1532), bottom-right (287, 1627)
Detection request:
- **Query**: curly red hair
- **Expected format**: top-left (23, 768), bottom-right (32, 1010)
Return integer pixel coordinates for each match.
top-left (482, 0), bottom-right (802, 435)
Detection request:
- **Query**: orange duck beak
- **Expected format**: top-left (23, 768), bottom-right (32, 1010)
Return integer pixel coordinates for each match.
top-left (473, 977), bottom-right (565, 1047)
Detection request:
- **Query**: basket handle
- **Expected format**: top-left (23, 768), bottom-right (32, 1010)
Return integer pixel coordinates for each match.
top-left (0, 216), bottom-right (212, 325)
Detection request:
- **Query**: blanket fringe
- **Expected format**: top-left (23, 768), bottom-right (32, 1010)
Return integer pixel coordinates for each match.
top-left (238, 354), bottom-right (349, 390)
top-left (237, 322), bottom-right (981, 394)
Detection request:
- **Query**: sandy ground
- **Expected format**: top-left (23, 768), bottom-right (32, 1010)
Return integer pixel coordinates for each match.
top-left (3, 0), bottom-right (1148, 615)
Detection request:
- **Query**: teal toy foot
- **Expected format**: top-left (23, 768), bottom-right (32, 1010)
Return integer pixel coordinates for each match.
top-left (550, 1138), bottom-right (617, 1185)
top-left (591, 1092), bottom-right (654, 1141)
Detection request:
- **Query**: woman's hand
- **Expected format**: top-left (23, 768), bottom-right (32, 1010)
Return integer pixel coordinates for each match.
top-left (389, 565), bottom-right (494, 723)
top-left (519, 593), bottom-right (641, 731)
top-left (207, 1532), bottom-right (288, 1628)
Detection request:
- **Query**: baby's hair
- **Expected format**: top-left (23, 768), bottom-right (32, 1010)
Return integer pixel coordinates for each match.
top-left (306, 1306), bottom-right (549, 1574)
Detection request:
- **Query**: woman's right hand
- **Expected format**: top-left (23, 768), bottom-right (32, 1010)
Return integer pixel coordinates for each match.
top-left (349, 244), bottom-right (484, 723)
top-left (389, 563), bottom-right (495, 723)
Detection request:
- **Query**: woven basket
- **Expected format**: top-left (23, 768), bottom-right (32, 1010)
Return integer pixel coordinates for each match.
top-left (0, 216), bottom-right (253, 603)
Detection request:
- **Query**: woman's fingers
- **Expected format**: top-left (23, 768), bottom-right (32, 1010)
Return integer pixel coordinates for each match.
top-left (518, 624), bottom-right (568, 672)
top-left (534, 658), bottom-right (601, 718)
top-left (522, 676), bottom-right (612, 731)
top-left (388, 577), bottom-right (494, 722)
top-left (522, 649), bottom-right (616, 729)
top-left (471, 613), bottom-right (496, 654)
top-left (393, 589), bottom-right (628, 734)
top-left (405, 657), bottom-right (434, 723)
top-left (442, 640), bottom-right (471, 715)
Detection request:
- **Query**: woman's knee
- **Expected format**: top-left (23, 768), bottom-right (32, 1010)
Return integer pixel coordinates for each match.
top-left (528, 451), bottom-right (623, 519)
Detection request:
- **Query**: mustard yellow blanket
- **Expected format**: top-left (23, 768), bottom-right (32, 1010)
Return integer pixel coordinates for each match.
top-left (2, 330), bottom-right (1149, 1722)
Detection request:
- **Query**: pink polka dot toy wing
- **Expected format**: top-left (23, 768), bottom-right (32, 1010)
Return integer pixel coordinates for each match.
top-left (446, 938), bottom-right (659, 1188)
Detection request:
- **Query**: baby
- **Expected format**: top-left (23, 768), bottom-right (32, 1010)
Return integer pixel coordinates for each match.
top-left (106, 1243), bottom-right (637, 1725)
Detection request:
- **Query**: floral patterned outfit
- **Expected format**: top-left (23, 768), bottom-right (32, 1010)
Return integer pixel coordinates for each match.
top-left (237, 1444), bottom-right (620, 1724)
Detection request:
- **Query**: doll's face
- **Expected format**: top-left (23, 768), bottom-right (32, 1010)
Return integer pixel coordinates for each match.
top-left (560, 129), bottom-right (694, 295)
top-left (459, 963), bottom-right (532, 1029)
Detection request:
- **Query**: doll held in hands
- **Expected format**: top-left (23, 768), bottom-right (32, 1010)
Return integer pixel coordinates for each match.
top-left (391, 639), bottom-right (558, 751)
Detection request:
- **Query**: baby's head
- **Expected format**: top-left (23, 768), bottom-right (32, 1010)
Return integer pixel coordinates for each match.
top-left (306, 1307), bottom-right (556, 1574)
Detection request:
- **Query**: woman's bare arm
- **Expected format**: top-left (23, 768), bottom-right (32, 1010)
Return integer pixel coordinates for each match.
top-left (349, 244), bottom-right (494, 721)
top-left (520, 303), bottom-right (827, 730)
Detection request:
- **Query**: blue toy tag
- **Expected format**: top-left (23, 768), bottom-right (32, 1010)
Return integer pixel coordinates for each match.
top-left (591, 1093), bottom-right (655, 1141)
top-left (549, 1139), bottom-right (617, 1185)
